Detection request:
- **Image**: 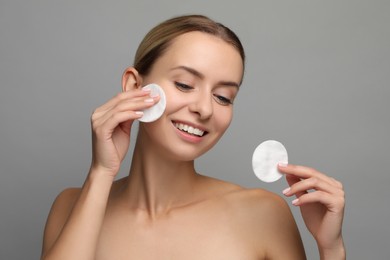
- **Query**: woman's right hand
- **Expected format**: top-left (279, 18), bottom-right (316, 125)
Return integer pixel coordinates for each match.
top-left (41, 89), bottom-right (159, 259)
top-left (90, 88), bottom-right (159, 177)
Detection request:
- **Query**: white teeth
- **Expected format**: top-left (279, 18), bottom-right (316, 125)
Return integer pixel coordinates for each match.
top-left (174, 122), bottom-right (205, 137)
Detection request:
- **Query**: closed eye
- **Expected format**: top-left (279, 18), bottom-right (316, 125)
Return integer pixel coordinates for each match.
top-left (174, 81), bottom-right (193, 92)
top-left (213, 94), bottom-right (233, 105)
top-left (175, 81), bottom-right (233, 106)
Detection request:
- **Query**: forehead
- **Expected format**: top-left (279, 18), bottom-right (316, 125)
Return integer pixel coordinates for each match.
top-left (152, 32), bottom-right (243, 83)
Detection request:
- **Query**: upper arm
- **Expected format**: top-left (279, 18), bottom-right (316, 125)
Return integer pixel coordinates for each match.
top-left (41, 188), bottom-right (80, 257)
top-left (261, 194), bottom-right (306, 259)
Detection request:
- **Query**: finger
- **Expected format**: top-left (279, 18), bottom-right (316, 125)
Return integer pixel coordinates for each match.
top-left (93, 95), bottom-right (160, 129)
top-left (284, 174), bottom-right (307, 199)
top-left (93, 95), bottom-right (151, 124)
top-left (285, 174), bottom-right (300, 187)
top-left (329, 177), bottom-right (344, 190)
top-left (107, 95), bottom-right (160, 118)
top-left (94, 89), bottom-right (152, 114)
top-left (284, 176), bottom-right (342, 198)
top-left (291, 191), bottom-right (345, 213)
top-left (278, 163), bottom-right (333, 185)
top-left (93, 110), bottom-right (144, 139)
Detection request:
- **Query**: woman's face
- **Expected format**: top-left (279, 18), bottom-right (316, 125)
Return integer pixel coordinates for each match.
top-left (140, 31), bottom-right (244, 161)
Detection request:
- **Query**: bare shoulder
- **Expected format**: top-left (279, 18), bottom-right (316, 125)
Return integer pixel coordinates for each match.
top-left (198, 174), bottom-right (286, 210)
top-left (210, 183), bottom-right (306, 259)
top-left (215, 187), bottom-right (291, 231)
top-left (198, 175), bottom-right (292, 221)
top-left (227, 188), bottom-right (290, 215)
top-left (52, 187), bottom-right (81, 208)
top-left (42, 187), bottom-right (81, 254)
top-left (46, 187), bottom-right (81, 222)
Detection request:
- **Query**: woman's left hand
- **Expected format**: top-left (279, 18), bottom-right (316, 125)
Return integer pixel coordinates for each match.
top-left (278, 163), bottom-right (345, 258)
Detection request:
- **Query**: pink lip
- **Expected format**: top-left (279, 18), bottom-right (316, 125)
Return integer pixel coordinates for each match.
top-left (171, 120), bottom-right (208, 144)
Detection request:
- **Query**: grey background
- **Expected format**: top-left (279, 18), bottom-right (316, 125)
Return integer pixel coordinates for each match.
top-left (1, 0), bottom-right (389, 259)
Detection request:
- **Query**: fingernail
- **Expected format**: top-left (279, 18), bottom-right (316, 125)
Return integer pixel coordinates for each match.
top-left (144, 98), bottom-right (154, 103)
top-left (292, 198), bottom-right (299, 205)
top-left (278, 162), bottom-right (288, 168)
top-left (135, 111), bottom-right (143, 116)
top-left (282, 187), bottom-right (291, 195)
top-left (142, 86), bottom-right (151, 91)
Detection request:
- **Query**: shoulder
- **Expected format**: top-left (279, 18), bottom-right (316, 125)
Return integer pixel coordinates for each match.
top-left (198, 175), bottom-right (293, 223)
top-left (221, 188), bottom-right (306, 259)
top-left (231, 188), bottom-right (290, 217)
top-left (47, 187), bottom-right (81, 218)
top-left (197, 175), bottom-right (286, 210)
top-left (44, 187), bottom-right (81, 227)
top-left (222, 187), bottom-right (292, 227)
top-left (42, 187), bottom-right (81, 253)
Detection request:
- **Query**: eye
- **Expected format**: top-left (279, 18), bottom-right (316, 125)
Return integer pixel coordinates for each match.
top-left (213, 94), bottom-right (233, 106)
top-left (174, 81), bottom-right (193, 92)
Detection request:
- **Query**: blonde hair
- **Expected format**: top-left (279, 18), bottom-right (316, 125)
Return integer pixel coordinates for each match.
top-left (133, 15), bottom-right (245, 82)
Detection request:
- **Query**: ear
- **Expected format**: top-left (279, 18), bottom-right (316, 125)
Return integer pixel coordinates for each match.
top-left (122, 67), bottom-right (143, 92)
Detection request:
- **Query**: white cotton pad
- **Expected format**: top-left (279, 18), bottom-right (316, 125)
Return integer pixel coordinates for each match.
top-left (252, 140), bottom-right (288, 183)
top-left (139, 83), bottom-right (166, 122)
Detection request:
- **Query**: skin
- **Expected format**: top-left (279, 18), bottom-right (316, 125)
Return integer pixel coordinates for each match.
top-left (41, 32), bottom-right (345, 260)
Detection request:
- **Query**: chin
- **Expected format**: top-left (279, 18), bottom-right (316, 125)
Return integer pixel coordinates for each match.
top-left (169, 139), bottom-right (219, 162)
top-left (164, 145), bottom-right (210, 162)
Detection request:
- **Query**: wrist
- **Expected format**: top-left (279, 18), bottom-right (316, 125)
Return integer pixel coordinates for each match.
top-left (87, 165), bottom-right (116, 184)
top-left (319, 238), bottom-right (346, 260)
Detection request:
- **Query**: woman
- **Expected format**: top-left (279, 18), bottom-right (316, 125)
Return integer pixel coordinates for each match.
top-left (41, 15), bottom-right (345, 259)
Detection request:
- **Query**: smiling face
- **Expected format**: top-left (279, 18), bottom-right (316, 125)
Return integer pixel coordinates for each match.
top-left (138, 31), bottom-right (244, 161)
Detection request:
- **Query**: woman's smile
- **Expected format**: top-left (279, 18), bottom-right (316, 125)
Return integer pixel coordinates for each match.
top-left (172, 120), bottom-right (208, 143)
top-left (173, 121), bottom-right (206, 137)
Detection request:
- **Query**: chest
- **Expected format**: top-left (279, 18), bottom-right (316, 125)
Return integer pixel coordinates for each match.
top-left (95, 209), bottom-right (260, 260)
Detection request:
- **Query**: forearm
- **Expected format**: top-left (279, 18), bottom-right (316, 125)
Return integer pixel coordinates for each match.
top-left (43, 168), bottom-right (114, 260)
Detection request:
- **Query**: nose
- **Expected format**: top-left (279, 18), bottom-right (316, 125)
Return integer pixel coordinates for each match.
top-left (188, 90), bottom-right (213, 120)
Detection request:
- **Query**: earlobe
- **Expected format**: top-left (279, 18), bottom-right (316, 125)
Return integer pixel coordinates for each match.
top-left (122, 67), bottom-right (143, 92)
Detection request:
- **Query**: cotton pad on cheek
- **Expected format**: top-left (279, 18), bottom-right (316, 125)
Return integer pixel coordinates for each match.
top-left (138, 83), bottom-right (166, 123)
top-left (252, 140), bottom-right (288, 183)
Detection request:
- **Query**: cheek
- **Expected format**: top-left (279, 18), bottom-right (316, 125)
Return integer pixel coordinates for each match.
top-left (164, 97), bottom-right (180, 114)
top-left (214, 107), bottom-right (233, 131)
top-left (163, 88), bottom-right (188, 113)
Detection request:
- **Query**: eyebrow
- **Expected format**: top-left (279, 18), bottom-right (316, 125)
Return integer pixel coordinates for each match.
top-left (171, 65), bottom-right (240, 88)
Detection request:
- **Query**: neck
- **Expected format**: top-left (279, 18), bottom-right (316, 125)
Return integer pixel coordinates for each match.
top-left (122, 133), bottom-right (199, 218)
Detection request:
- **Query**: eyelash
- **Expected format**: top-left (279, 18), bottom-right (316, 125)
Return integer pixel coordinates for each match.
top-left (174, 81), bottom-right (233, 106)
top-left (174, 81), bottom-right (193, 91)
top-left (214, 94), bottom-right (233, 105)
